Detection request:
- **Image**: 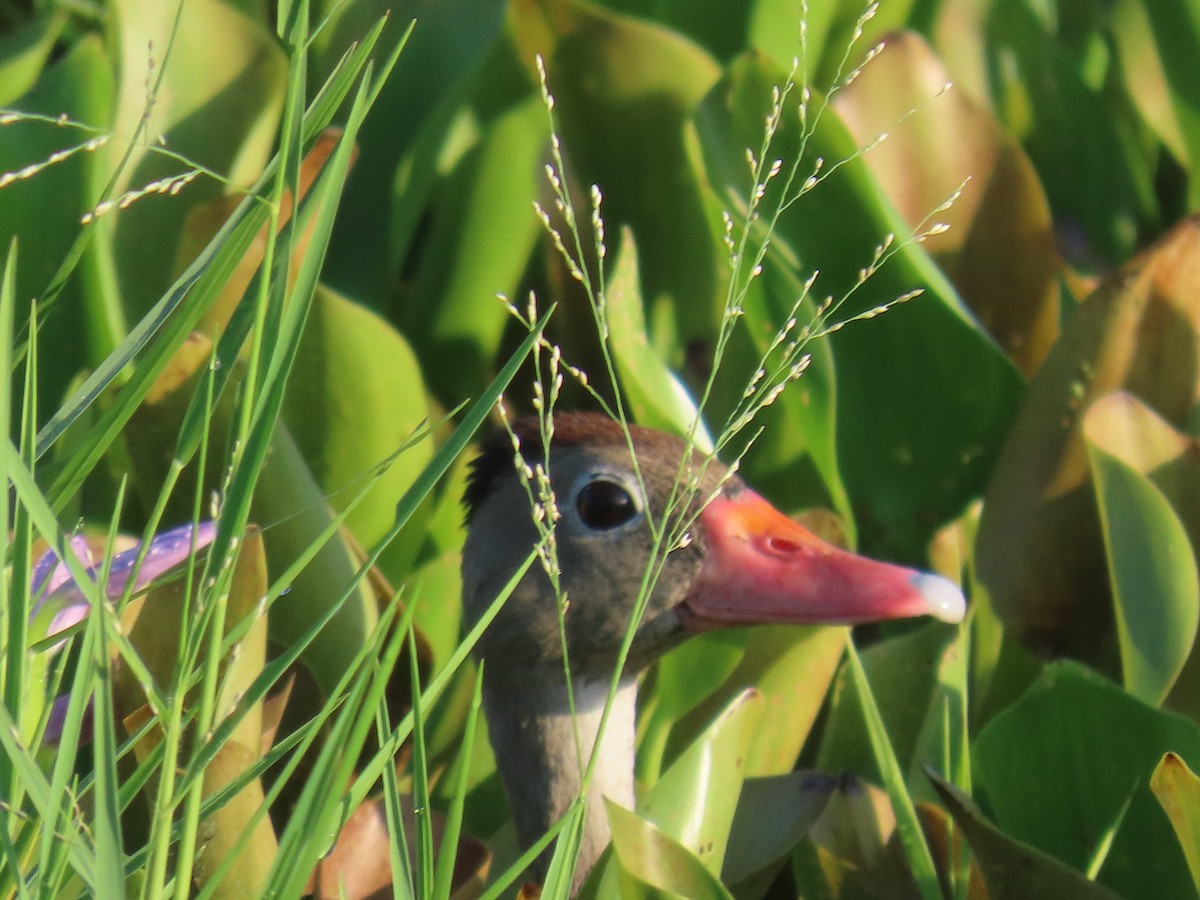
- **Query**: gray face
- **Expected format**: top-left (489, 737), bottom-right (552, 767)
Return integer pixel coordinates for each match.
top-left (461, 431), bottom-right (734, 684)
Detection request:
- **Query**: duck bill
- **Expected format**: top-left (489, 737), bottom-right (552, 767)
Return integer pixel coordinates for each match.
top-left (676, 491), bottom-right (965, 631)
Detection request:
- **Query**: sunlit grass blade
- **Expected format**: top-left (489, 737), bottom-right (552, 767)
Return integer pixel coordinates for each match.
top-left (409, 621), bottom-right (436, 893)
top-left (265, 600), bottom-right (412, 897)
top-left (89, 502), bottom-right (126, 899)
top-left (845, 635), bottom-right (941, 900)
top-left (0, 671), bottom-right (96, 889)
top-left (0, 239), bottom-right (18, 795)
top-left (380, 694), bottom-right (416, 900)
top-left (433, 664), bottom-right (485, 900)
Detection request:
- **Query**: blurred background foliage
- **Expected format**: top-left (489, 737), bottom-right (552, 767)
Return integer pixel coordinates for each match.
top-left (2, 0), bottom-right (1200, 896)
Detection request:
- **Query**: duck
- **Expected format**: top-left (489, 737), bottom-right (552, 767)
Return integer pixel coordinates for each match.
top-left (460, 411), bottom-right (965, 891)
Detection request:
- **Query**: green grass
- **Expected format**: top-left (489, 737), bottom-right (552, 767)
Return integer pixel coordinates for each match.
top-left (1, 0), bottom-right (1199, 897)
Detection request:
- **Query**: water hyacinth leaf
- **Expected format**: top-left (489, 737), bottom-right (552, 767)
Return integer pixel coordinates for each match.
top-left (511, 0), bottom-right (724, 347)
top-left (977, 217), bottom-right (1200, 671)
top-left (1111, 0), bottom-right (1200, 208)
top-left (401, 93), bottom-right (547, 404)
top-left (832, 30), bottom-right (1060, 377)
top-left (1151, 752), bottom-right (1200, 893)
top-left (177, 128), bottom-right (348, 340)
top-left (112, 526), bottom-right (266, 754)
top-left (727, 262), bottom-right (851, 531)
top-left (0, 37), bottom-right (113, 414)
top-left (605, 801), bottom-right (734, 900)
top-left (747, 0), bottom-right (839, 80)
top-left (928, 772), bottom-right (1123, 900)
top-left (721, 771), bottom-right (834, 889)
top-left (818, 622), bottom-right (958, 790)
top-left (984, 3), bottom-right (1154, 263)
top-left (122, 330), bottom-right (390, 699)
top-left (316, 0), bottom-right (507, 306)
top-left (1081, 392), bottom-right (1200, 715)
top-left (282, 284), bottom-right (433, 549)
top-left (638, 630), bottom-right (745, 785)
top-left (639, 688), bottom-right (763, 876)
top-left (102, 0), bottom-right (287, 325)
top-left (974, 661), bottom-right (1200, 900)
top-left (1086, 435), bottom-right (1198, 706)
top-left (805, 775), bottom-right (904, 893)
top-left (194, 739), bottom-right (278, 899)
top-left (0, 14), bottom-right (65, 105)
top-left (1079, 393), bottom-right (1200, 559)
top-left (695, 52), bottom-right (1022, 560)
top-left (674, 624), bottom-right (847, 779)
top-left (607, 228), bottom-right (713, 449)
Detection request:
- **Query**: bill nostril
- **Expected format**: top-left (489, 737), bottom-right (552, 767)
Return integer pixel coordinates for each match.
top-left (764, 536), bottom-right (802, 556)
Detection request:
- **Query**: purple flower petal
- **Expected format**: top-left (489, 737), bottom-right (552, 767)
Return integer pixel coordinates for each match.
top-left (30, 535), bottom-right (94, 611)
top-left (35, 521), bottom-right (219, 645)
top-left (36, 521), bottom-right (219, 747)
top-left (101, 520), bottom-right (219, 599)
top-left (43, 693), bottom-right (92, 746)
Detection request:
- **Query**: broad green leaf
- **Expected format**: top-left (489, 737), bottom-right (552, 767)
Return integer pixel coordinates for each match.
top-left (283, 284), bottom-right (433, 549)
top-left (977, 219), bottom-right (1200, 674)
top-left (0, 37), bottom-right (113, 416)
top-left (722, 771), bottom-right (834, 889)
top-left (929, 771), bottom-right (1123, 900)
top-left (1152, 752), bottom-right (1200, 894)
top-left (818, 622), bottom-right (959, 791)
top-left (985, 3), bottom-right (1155, 262)
top-left (637, 630), bottom-right (745, 786)
top-left (695, 53), bottom-right (1022, 560)
top-left (511, 0), bottom-right (725, 347)
top-left (974, 660), bottom-right (1200, 900)
top-left (104, 0), bottom-right (287, 326)
top-left (640, 688), bottom-right (763, 876)
top-left (730, 262), bottom-right (852, 531)
top-left (316, 1), bottom-right (507, 305)
top-left (843, 640), bottom-right (940, 900)
top-left (0, 14), bottom-right (64, 105)
top-left (120, 331), bottom-right (384, 699)
top-left (1086, 431), bottom-right (1199, 706)
top-left (833, 30), bottom-right (1060, 377)
top-left (674, 625), bottom-right (846, 779)
top-left (748, 0), bottom-right (839, 79)
top-left (607, 229), bottom-right (713, 450)
top-left (1112, 0), bottom-right (1200, 208)
top-left (402, 94), bottom-right (547, 403)
top-left (1081, 392), bottom-right (1200, 715)
top-left (606, 801), bottom-right (734, 900)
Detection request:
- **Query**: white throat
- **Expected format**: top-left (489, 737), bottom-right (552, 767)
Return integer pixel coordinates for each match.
top-left (481, 670), bottom-right (639, 890)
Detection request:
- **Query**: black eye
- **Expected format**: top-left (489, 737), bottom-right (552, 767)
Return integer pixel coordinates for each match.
top-left (576, 478), bottom-right (639, 531)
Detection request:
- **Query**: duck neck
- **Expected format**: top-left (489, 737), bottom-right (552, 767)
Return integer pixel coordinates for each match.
top-left (481, 664), bottom-right (638, 890)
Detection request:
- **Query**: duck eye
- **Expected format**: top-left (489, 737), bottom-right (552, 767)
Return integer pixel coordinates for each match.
top-left (576, 478), bottom-right (639, 531)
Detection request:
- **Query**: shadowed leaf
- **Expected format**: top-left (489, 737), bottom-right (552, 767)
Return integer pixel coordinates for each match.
top-left (974, 661), bottom-right (1200, 899)
top-left (928, 771), bottom-right (1122, 900)
top-left (977, 216), bottom-right (1200, 671)
top-left (834, 30), bottom-right (1060, 376)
